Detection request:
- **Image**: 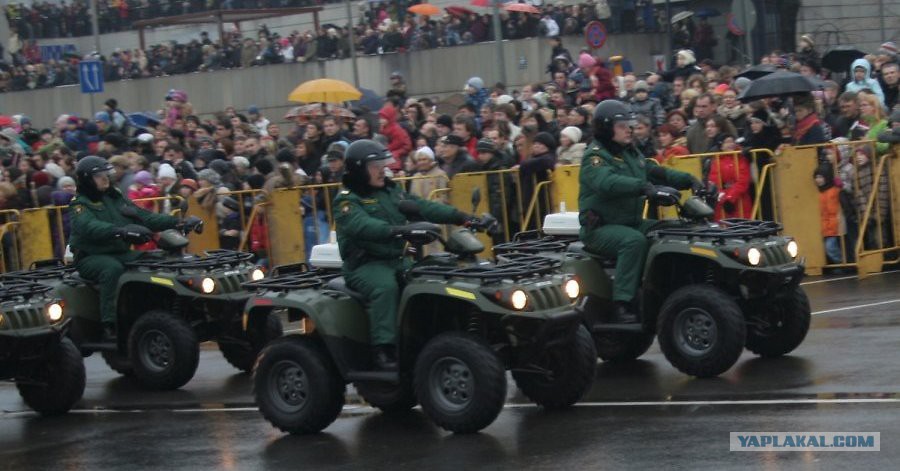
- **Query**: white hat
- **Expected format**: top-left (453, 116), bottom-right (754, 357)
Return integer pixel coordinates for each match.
top-left (137, 133), bottom-right (154, 143)
top-left (415, 146), bottom-right (435, 161)
top-left (157, 163), bottom-right (177, 180)
top-left (232, 156), bottom-right (250, 169)
top-left (495, 94), bottom-right (514, 105)
top-left (560, 126), bottom-right (582, 145)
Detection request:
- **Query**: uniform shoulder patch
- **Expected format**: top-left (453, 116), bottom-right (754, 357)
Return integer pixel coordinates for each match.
top-left (339, 201), bottom-right (352, 213)
top-left (591, 156), bottom-right (603, 167)
top-left (72, 205), bottom-right (85, 215)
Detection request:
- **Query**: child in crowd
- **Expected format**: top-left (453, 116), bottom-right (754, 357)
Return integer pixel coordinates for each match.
top-left (815, 163), bottom-right (843, 263)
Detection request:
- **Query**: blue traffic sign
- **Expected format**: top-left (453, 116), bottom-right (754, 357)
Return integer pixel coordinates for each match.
top-left (79, 60), bottom-right (104, 94)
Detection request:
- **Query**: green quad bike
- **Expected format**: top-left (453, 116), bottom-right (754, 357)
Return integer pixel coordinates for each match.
top-left (493, 186), bottom-right (810, 378)
top-left (244, 205), bottom-right (596, 435)
top-left (0, 278), bottom-right (85, 415)
top-left (3, 221), bottom-right (280, 390)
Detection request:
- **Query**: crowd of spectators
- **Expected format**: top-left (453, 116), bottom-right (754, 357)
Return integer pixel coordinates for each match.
top-left (2, 1), bottom-right (680, 93)
top-left (2, 31), bottom-right (899, 268)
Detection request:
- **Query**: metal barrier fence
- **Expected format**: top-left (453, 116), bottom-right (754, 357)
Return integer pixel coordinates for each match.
top-left (2, 143), bottom-right (898, 278)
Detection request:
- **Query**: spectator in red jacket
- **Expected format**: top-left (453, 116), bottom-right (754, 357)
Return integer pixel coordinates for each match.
top-left (378, 103), bottom-right (412, 172)
top-left (706, 135), bottom-right (752, 220)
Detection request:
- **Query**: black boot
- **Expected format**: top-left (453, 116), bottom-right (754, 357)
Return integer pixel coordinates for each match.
top-left (102, 322), bottom-right (118, 341)
top-left (612, 301), bottom-right (640, 324)
top-left (373, 344), bottom-right (398, 371)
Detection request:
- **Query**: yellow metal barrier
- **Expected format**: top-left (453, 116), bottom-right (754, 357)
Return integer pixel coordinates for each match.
top-left (18, 208), bottom-right (54, 269)
top-left (266, 187), bottom-right (305, 267)
top-left (448, 172), bottom-right (492, 256)
top-left (184, 197), bottom-right (220, 254)
top-left (771, 145), bottom-right (827, 275)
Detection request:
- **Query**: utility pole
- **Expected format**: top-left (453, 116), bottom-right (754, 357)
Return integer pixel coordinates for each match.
top-left (345, 0), bottom-right (360, 88)
top-left (492, 1), bottom-right (507, 86)
top-left (90, 0), bottom-right (101, 56)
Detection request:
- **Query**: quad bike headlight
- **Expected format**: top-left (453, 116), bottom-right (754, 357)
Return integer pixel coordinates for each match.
top-left (747, 248), bottom-right (762, 266)
top-left (250, 268), bottom-right (265, 281)
top-left (510, 290), bottom-right (528, 310)
top-left (564, 279), bottom-right (580, 299)
top-left (47, 303), bottom-right (64, 322)
top-left (201, 277), bottom-right (216, 294)
top-left (787, 240), bottom-right (799, 259)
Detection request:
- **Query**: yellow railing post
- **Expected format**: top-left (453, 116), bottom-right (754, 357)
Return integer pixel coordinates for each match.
top-left (266, 187), bottom-right (305, 267)
top-left (773, 146), bottom-right (826, 275)
top-left (18, 208), bottom-right (54, 268)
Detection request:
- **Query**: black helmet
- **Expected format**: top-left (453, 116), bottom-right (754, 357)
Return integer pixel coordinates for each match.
top-left (75, 156), bottom-right (114, 201)
top-left (342, 139), bottom-right (393, 195)
top-left (592, 99), bottom-right (636, 148)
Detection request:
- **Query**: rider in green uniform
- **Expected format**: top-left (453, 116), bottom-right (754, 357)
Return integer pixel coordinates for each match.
top-left (578, 100), bottom-right (703, 323)
top-left (69, 156), bottom-right (184, 340)
top-left (333, 140), bottom-right (473, 370)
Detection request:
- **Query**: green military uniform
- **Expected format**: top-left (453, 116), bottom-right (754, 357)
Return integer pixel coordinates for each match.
top-left (333, 180), bottom-right (463, 346)
top-left (69, 189), bottom-right (178, 324)
top-left (578, 141), bottom-right (695, 303)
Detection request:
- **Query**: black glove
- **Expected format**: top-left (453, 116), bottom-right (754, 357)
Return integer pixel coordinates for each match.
top-left (722, 200), bottom-right (736, 214)
top-left (390, 222), bottom-right (441, 237)
top-left (453, 210), bottom-right (476, 226)
top-left (114, 224), bottom-right (153, 244)
top-left (642, 182), bottom-right (657, 198)
top-left (690, 176), bottom-right (706, 194)
top-left (178, 215), bottom-right (203, 233)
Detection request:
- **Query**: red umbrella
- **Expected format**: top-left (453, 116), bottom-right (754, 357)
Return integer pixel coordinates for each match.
top-left (408, 3), bottom-right (441, 16)
top-left (470, 0), bottom-right (491, 7)
top-left (446, 6), bottom-right (477, 17)
top-left (503, 2), bottom-right (540, 14)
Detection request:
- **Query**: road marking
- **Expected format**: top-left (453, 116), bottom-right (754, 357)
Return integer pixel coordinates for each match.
top-left (801, 270), bottom-right (897, 286)
top-left (811, 299), bottom-right (900, 316)
top-left (6, 397), bottom-right (900, 418)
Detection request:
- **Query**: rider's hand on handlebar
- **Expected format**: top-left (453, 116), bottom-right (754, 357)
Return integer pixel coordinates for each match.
top-left (177, 215), bottom-right (203, 233)
top-left (642, 182), bottom-right (657, 198)
top-left (689, 176), bottom-right (706, 194)
top-left (114, 224), bottom-right (153, 244)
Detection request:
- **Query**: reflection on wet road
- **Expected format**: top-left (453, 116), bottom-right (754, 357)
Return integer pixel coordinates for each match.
top-left (2, 271), bottom-right (899, 469)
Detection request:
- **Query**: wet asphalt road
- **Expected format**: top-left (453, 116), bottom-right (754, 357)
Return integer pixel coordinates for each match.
top-left (2, 271), bottom-right (899, 470)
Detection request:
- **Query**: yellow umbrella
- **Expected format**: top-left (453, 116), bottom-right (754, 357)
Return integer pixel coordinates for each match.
top-left (288, 78), bottom-right (362, 103)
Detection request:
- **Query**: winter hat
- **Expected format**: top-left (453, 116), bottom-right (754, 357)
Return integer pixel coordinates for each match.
top-left (436, 114), bottom-right (454, 129)
top-left (247, 105), bottom-right (260, 115)
top-left (94, 111), bottom-right (111, 124)
top-left (232, 156), bottom-right (250, 169)
top-left (56, 176), bottom-right (76, 190)
top-left (254, 158), bottom-right (274, 176)
top-left (531, 92), bottom-right (548, 107)
top-left (67, 116), bottom-right (80, 125)
top-left (714, 83), bottom-right (731, 95)
top-left (578, 52), bottom-right (597, 70)
top-left (676, 49), bottom-right (696, 65)
top-left (31, 171), bottom-right (51, 188)
top-left (533, 132), bottom-right (557, 152)
top-left (466, 77), bottom-right (485, 91)
top-left (209, 159), bottom-right (232, 176)
top-left (105, 98), bottom-right (118, 109)
top-left (634, 80), bottom-right (649, 93)
top-left (814, 162), bottom-right (835, 187)
top-left (137, 133), bottom-right (155, 144)
top-left (733, 77), bottom-right (752, 94)
top-left (475, 138), bottom-right (497, 154)
top-left (43, 162), bottom-right (66, 179)
top-left (879, 42), bottom-right (898, 56)
top-left (799, 34), bottom-right (815, 48)
top-left (134, 170), bottom-right (153, 186)
top-left (749, 108), bottom-right (770, 123)
top-left (197, 168), bottom-right (221, 186)
top-left (390, 70), bottom-right (404, 80)
top-left (495, 94), bottom-right (514, 105)
top-left (415, 146), bottom-right (435, 161)
top-left (180, 178), bottom-right (199, 191)
top-left (440, 134), bottom-right (466, 147)
top-left (157, 163), bottom-right (177, 180)
top-left (560, 126), bottom-right (582, 144)
top-left (166, 89), bottom-right (188, 103)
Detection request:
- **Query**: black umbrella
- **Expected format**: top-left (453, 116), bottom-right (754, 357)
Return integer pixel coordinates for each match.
top-left (735, 64), bottom-right (777, 80)
top-left (738, 70), bottom-right (817, 102)
top-left (347, 88), bottom-right (385, 114)
top-left (822, 46), bottom-right (866, 72)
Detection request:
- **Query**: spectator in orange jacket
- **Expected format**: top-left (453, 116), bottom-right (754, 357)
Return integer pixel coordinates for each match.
top-left (706, 135), bottom-right (752, 220)
top-left (378, 103), bottom-right (412, 173)
top-left (815, 162), bottom-right (843, 263)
